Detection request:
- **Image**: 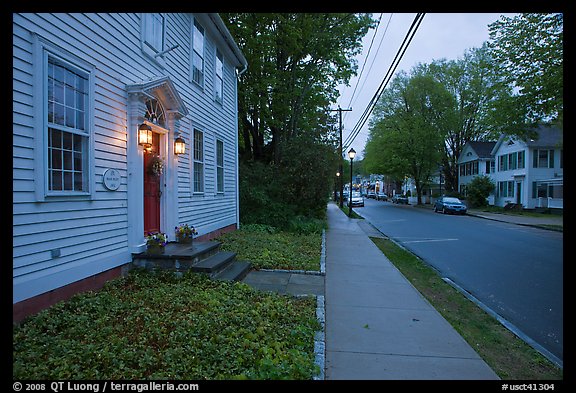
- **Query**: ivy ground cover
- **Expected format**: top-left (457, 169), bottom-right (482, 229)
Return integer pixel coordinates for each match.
top-left (13, 270), bottom-right (321, 380)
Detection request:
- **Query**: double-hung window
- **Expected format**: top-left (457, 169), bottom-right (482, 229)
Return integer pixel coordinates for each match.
top-left (193, 129), bottom-right (204, 193)
top-left (533, 149), bottom-right (555, 168)
top-left (192, 20), bottom-right (205, 86)
top-left (215, 50), bottom-right (224, 104)
top-left (216, 139), bottom-right (224, 193)
top-left (47, 56), bottom-right (90, 194)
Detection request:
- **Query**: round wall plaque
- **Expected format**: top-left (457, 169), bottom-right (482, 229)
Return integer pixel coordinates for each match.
top-left (103, 168), bottom-right (121, 191)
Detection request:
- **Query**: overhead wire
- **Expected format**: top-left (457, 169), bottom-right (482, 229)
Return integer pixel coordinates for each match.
top-left (340, 13), bottom-right (383, 112)
top-left (349, 13), bottom-right (394, 111)
top-left (342, 13), bottom-right (426, 151)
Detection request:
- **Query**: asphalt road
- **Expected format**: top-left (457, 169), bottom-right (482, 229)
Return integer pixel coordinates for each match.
top-left (355, 198), bottom-right (563, 365)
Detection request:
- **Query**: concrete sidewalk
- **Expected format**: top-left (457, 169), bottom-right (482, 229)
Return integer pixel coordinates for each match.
top-left (467, 209), bottom-right (563, 230)
top-left (324, 202), bottom-right (499, 380)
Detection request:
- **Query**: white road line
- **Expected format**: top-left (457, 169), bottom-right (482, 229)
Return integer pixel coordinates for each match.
top-left (402, 238), bottom-right (459, 244)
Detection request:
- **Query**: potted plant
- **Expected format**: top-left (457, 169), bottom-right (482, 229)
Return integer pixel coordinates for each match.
top-left (146, 232), bottom-right (167, 254)
top-left (175, 224), bottom-right (198, 245)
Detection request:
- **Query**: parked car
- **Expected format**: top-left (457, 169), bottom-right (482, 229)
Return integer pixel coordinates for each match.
top-left (376, 191), bottom-right (388, 201)
top-left (347, 191), bottom-right (365, 207)
top-left (391, 194), bottom-right (409, 204)
top-left (434, 196), bottom-right (467, 215)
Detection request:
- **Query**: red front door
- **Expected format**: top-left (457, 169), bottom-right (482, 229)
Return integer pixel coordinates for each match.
top-left (144, 133), bottom-right (161, 234)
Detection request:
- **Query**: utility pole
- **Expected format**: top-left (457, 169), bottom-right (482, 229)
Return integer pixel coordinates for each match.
top-left (330, 106), bottom-right (352, 208)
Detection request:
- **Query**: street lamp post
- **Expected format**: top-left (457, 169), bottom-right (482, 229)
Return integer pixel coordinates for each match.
top-left (348, 148), bottom-right (356, 217)
top-left (335, 171), bottom-right (340, 201)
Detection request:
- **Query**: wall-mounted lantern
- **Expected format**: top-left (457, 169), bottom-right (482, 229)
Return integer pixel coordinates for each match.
top-left (174, 136), bottom-right (186, 155)
top-left (138, 123), bottom-right (153, 150)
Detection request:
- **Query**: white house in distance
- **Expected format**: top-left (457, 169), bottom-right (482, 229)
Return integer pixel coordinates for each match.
top-left (13, 13), bottom-right (247, 321)
top-left (490, 125), bottom-right (563, 209)
top-left (457, 141), bottom-right (496, 204)
top-left (457, 125), bottom-right (563, 209)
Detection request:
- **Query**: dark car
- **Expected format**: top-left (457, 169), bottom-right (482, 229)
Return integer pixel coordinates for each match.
top-left (391, 194), bottom-right (408, 204)
top-left (434, 196), bottom-right (467, 215)
top-left (376, 191), bottom-right (388, 201)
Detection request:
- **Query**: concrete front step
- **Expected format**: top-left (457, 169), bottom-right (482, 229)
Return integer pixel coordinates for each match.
top-left (214, 260), bottom-right (252, 282)
top-left (192, 251), bottom-right (237, 275)
top-left (132, 241), bottom-right (251, 281)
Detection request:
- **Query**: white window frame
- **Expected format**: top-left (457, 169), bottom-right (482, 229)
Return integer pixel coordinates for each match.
top-left (33, 35), bottom-right (95, 200)
top-left (193, 128), bottom-right (205, 194)
top-left (216, 139), bottom-right (224, 194)
top-left (140, 13), bottom-right (167, 68)
top-left (215, 49), bottom-right (224, 104)
top-left (191, 19), bottom-right (205, 87)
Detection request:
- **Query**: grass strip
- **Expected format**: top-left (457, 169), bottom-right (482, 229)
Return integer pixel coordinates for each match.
top-left (369, 236), bottom-right (562, 380)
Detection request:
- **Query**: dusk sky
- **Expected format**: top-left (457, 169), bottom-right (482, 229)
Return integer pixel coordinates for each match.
top-left (336, 12), bottom-right (520, 159)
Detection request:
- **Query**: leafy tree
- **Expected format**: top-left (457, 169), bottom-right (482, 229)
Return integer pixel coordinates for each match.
top-left (222, 13), bottom-right (375, 163)
top-left (487, 13), bottom-right (563, 136)
top-left (466, 175), bottom-right (495, 208)
top-left (364, 70), bottom-right (452, 204)
top-left (221, 13), bottom-right (375, 223)
top-left (426, 45), bottom-right (503, 192)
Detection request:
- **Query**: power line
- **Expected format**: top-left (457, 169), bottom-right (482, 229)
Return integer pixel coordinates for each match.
top-left (342, 13), bottom-right (425, 150)
top-left (349, 13), bottom-right (394, 111)
top-left (343, 13), bottom-right (424, 149)
top-left (342, 13), bottom-right (383, 111)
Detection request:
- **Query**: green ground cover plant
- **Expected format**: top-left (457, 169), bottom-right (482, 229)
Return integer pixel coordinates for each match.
top-left (370, 237), bottom-right (563, 380)
top-left (13, 269), bottom-right (321, 380)
top-left (217, 224), bottom-right (322, 271)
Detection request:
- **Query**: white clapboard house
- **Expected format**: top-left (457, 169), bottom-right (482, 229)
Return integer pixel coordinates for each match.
top-left (13, 13), bottom-right (247, 321)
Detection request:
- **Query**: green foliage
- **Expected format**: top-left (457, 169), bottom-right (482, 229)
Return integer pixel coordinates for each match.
top-left (217, 226), bottom-right (322, 271)
top-left (466, 175), bottom-right (496, 207)
top-left (13, 270), bottom-right (321, 380)
top-left (365, 70), bottom-right (448, 203)
top-left (222, 13), bottom-right (376, 162)
top-left (487, 13), bottom-right (563, 133)
top-left (239, 139), bottom-right (337, 229)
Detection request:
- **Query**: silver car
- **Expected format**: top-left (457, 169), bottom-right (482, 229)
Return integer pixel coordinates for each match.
top-left (347, 191), bottom-right (364, 207)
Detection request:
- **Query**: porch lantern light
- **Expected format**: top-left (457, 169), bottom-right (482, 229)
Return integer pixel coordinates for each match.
top-left (174, 136), bottom-right (186, 155)
top-left (138, 123), bottom-right (153, 149)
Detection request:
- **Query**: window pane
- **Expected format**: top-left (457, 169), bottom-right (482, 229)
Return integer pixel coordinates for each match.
top-left (76, 110), bottom-right (85, 131)
top-left (63, 171), bottom-right (73, 190)
top-left (63, 150), bottom-right (73, 170)
top-left (63, 131), bottom-right (73, 150)
top-left (74, 152), bottom-right (83, 171)
top-left (51, 170), bottom-right (62, 191)
top-left (51, 148), bottom-right (62, 169)
top-left (193, 22), bottom-right (204, 54)
top-left (217, 167), bottom-right (224, 192)
top-left (538, 150), bottom-right (548, 168)
top-left (74, 172), bottom-right (83, 191)
top-left (51, 129), bottom-right (62, 148)
top-left (193, 53), bottom-right (204, 84)
top-left (216, 52), bottom-right (223, 77)
top-left (66, 107), bottom-right (75, 128)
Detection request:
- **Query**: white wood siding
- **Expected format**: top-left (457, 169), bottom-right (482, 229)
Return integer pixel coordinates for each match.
top-left (13, 13), bottom-right (240, 303)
